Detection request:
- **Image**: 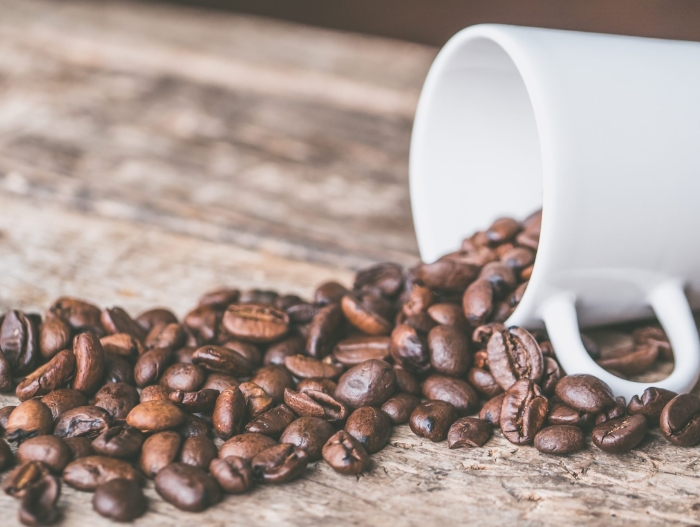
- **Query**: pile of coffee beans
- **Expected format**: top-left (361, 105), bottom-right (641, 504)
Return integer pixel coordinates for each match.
top-left (0, 209), bottom-right (687, 525)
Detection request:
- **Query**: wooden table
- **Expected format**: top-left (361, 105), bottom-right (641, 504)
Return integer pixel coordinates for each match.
top-left (0, 1), bottom-right (698, 525)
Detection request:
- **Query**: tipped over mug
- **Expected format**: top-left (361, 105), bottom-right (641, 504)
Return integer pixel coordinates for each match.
top-left (409, 24), bottom-right (700, 400)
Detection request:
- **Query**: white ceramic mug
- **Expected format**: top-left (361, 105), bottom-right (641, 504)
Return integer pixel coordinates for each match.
top-left (409, 24), bottom-right (700, 400)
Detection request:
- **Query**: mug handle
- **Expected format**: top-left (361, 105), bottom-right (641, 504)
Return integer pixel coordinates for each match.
top-left (540, 279), bottom-right (700, 401)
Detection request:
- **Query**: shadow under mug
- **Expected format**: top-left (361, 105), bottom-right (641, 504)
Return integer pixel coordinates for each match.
top-left (409, 24), bottom-right (700, 400)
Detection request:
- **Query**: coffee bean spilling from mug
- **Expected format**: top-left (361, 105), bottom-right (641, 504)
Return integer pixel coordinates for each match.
top-left (0, 209), bottom-right (680, 525)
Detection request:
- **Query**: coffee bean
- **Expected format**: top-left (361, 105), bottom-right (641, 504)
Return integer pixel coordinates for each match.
top-left (251, 443), bottom-right (308, 484)
top-left (201, 373), bottom-right (240, 392)
top-left (415, 260), bottom-right (479, 292)
top-left (99, 333), bottom-right (142, 362)
top-left (63, 455), bottom-right (143, 491)
top-left (280, 417), bottom-right (335, 461)
top-left (155, 463), bottom-right (221, 512)
top-left (264, 336), bottom-right (305, 366)
top-left (628, 387), bottom-right (677, 425)
top-left (16, 349), bottom-right (75, 401)
top-left (18, 472), bottom-right (61, 526)
top-left (467, 367), bottom-right (504, 399)
top-left (219, 433), bottom-right (277, 462)
top-left (101, 307), bottom-right (145, 341)
top-left (3, 461), bottom-right (51, 498)
top-left (284, 389), bottom-right (349, 424)
top-left (381, 393), bottom-right (420, 425)
top-left (70, 332), bottom-right (105, 395)
top-left (54, 406), bottom-right (111, 439)
top-left (487, 327), bottom-right (543, 390)
top-left (322, 430), bottom-right (370, 475)
top-left (314, 281), bottom-right (350, 305)
top-left (159, 363), bottom-right (206, 392)
top-left (5, 399), bottom-right (53, 443)
top-left (250, 365), bottom-right (295, 403)
top-left (168, 388), bottom-right (219, 413)
top-left (393, 365), bottom-right (421, 395)
top-left (140, 431), bottom-right (182, 478)
top-left (409, 401), bottom-right (457, 442)
top-left (136, 308), bottom-right (178, 332)
top-left (177, 413), bottom-right (211, 439)
top-left (140, 385), bottom-right (170, 403)
top-left (49, 297), bottom-right (104, 336)
top-left (500, 247), bottom-right (535, 271)
top-left (238, 381), bottom-right (274, 417)
top-left (246, 404), bottom-right (296, 438)
top-left (0, 439), bottom-right (12, 470)
top-left (447, 417), bottom-right (492, 449)
top-left (210, 456), bottom-right (253, 494)
top-left (479, 262), bottom-right (517, 299)
top-left (422, 374), bottom-right (479, 416)
top-left (540, 357), bottom-right (562, 396)
top-left (285, 354), bottom-right (344, 380)
top-left (134, 347), bottom-right (173, 387)
top-left (0, 310), bottom-right (39, 375)
top-left (402, 282), bottom-right (433, 318)
top-left (335, 359), bottom-right (396, 409)
top-left (222, 304), bottom-right (289, 343)
top-left (126, 401), bottom-right (185, 433)
top-left (240, 289), bottom-right (280, 306)
top-left (333, 336), bottom-right (391, 366)
top-left (400, 311), bottom-right (437, 334)
top-left (390, 324), bottom-right (430, 374)
top-left (179, 436), bottom-right (218, 470)
top-left (92, 478), bottom-right (147, 522)
top-left (297, 378), bottom-right (337, 395)
top-left (306, 303), bottom-right (344, 359)
top-left (597, 344), bottom-right (660, 376)
top-left (93, 382), bottom-right (140, 421)
top-left (426, 325), bottom-right (471, 377)
top-left (344, 406), bottom-right (391, 454)
top-left (92, 425), bottom-right (144, 459)
top-left (659, 394), bottom-right (700, 446)
top-left (546, 402), bottom-right (594, 428)
top-left (426, 303), bottom-right (467, 329)
top-left (534, 425), bottom-right (585, 454)
top-left (479, 393), bottom-right (505, 427)
top-left (212, 387), bottom-right (246, 440)
top-left (485, 217), bottom-right (521, 244)
top-left (183, 305), bottom-right (220, 344)
top-left (0, 405), bottom-right (16, 433)
top-left (39, 315), bottom-right (72, 361)
top-left (0, 350), bottom-right (12, 393)
top-left (63, 437), bottom-right (94, 460)
top-left (341, 294), bottom-right (393, 335)
top-left (500, 379), bottom-right (548, 445)
top-left (16, 436), bottom-right (71, 472)
top-left (594, 396), bottom-right (627, 426)
top-left (102, 353), bottom-right (135, 385)
top-left (222, 339), bottom-right (262, 369)
top-left (554, 374), bottom-right (615, 414)
top-left (462, 280), bottom-right (494, 327)
top-left (592, 415), bottom-right (648, 453)
top-left (191, 345), bottom-right (252, 377)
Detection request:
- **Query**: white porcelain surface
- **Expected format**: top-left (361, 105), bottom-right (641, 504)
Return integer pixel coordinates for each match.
top-left (409, 24), bottom-right (700, 399)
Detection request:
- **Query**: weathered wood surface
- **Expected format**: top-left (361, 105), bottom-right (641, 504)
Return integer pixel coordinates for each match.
top-left (0, 1), bottom-right (699, 526)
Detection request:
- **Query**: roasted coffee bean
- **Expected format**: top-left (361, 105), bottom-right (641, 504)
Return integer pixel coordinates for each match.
top-left (596, 344), bottom-right (659, 376)
top-left (314, 281), bottom-right (350, 305)
top-left (92, 425), bottom-right (144, 459)
top-left (54, 406), bottom-right (111, 439)
top-left (595, 396), bottom-right (627, 425)
top-left (400, 311), bottom-right (437, 333)
top-left (297, 378), bottom-right (337, 396)
top-left (0, 404), bottom-right (17, 433)
top-left (487, 327), bottom-right (543, 390)
top-left (250, 365), bottom-right (295, 403)
top-left (322, 430), bottom-right (370, 475)
top-left (18, 472), bottom-right (61, 526)
top-left (16, 349), bottom-right (75, 401)
top-left (402, 282), bottom-right (433, 318)
top-left (175, 346), bottom-right (196, 364)
top-left (500, 379), bottom-right (549, 445)
top-left (467, 367), bottom-right (504, 399)
top-left (63, 455), bottom-right (143, 491)
top-left (415, 260), bottom-right (479, 292)
top-left (145, 322), bottom-right (186, 351)
top-left (184, 305), bottom-right (220, 344)
top-left (628, 387), bottom-right (677, 425)
top-left (285, 354), bottom-right (344, 380)
top-left (472, 323), bottom-right (506, 346)
top-left (155, 463), bottom-right (221, 512)
top-left (251, 443), bottom-right (308, 484)
top-left (479, 262), bottom-right (517, 299)
top-left (427, 325), bottom-right (471, 377)
top-left (306, 303), bottom-right (344, 359)
top-left (354, 262), bottom-right (404, 297)
top-left (555, 374), bottom-right (615, 414)
top-left (381, 393), bottom-right (420, 425)
top-left (99, 333), bottom-right (143, 362)
top-left (547, 403), bottom-right (594, 428)
top-left (659, 394), bottom-right (700, 446)
top-left (534, 425), bottom-right (585, 454)
top-left (15, 435), bottom-right (70, 473)
top-left (633, 325), bottom-right (673, 360)
top-left (344, 406), bottom-right (391, 454)
top-left (389, 324), bottom-right (430, 374)
top-left (540, 357), bottom-right (562, 395)
top-left (210, 456), bottom-right (253, 494)
top-left (462, 280), bottom-right (494, 327)
top-left (264, 335), bottom-right (305, 366)
top-left (239, 289), bottom-right (279, 305)
top-left (177, 413), bottom-right (211, 439)
top-left (140, 431), bottom-right (182, 478)
top-left (101, 307), bottom-right (145, 341)
top-left (222, 339), bottom-right (262, 370)
top-left (0, 439), bottom-right (12, 470)
top-left (71, 332), bottom-right (105, 395)
top-left (479, 393), bottom-right (505, 427)
top-left (393, 365), bottom-right (421, 395)
top-left (280, 417), bottom-right (335, 461)
top-left (212, 387), bottom-right (246, 440)
top-left (422, 374), bottom-right (479, 416)
top-left (333, 336), bottom-right (391, 366)
top-left (134, 347), bottom-right (172, 387)
top-left (447, 417), bottom-right (492, 449)
top-left (102, 353), bottom-right (134, 385)
top-left (63, 437), bottom-right (93, 460)
top-left (3, 461), bottom-right (51, 498)
top-left (1, 311), bottom-right (39, 375)
top-left (93, 382), bottom-right (140, 421)
top-left (178, 436), bottom-right (217, 470)
top-left (126, 401), bottom-right (185, 433)
top-left (219, 433), bottom-right (278, 462)
top-left (0, 350), bottom-right (12, 392)
top-left (341, 294), bottom-right (393, 335)
top-left (246, 404), bottom-right (296, 438)
top-left (39, 315), bottom-right (72, 361)
top-left (284, 389), bottom-right (349, 424)
top-left (197, 287), bottom-right (240, 309)
top-left (48, 297), bottom-right (104, 335)
top-left (485, 217), bottom-right (521, 244)
top-left (427, 303), bottom-right (468, 329)
top-left (409, 401), bottom-right (457, 442)
top-left (222, 304), bottom-right (289, 343)
top-left (168, 388), bottom-right (219, 413)
top-left (140, 385), bottom-right (170, 403)
top-left (92, 478), bottom-right (147, 522)
top-left (500, 247), bottom-right (535, 271)
top-left (191, 345), bottom-right (252, 377)
top-left (592, 415), bottom-right (648, 453)
top-left (201, 372), bottom-right (240, 392)
top-left (285, 302), bottom-right (319, 325)
top-left (136, 307), bottom-right (178, 332)
top-left (238, 381), bottom-right (274, 417)
top-left (5, 399), bottom-right (53, 443)
top-left (335, 359), bottom-right (396, 409)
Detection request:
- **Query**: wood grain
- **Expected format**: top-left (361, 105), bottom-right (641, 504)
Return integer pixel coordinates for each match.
top-left (0, 1), bottom-right (699, 526)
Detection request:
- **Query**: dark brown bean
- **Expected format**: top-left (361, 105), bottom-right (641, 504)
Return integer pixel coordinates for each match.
top-left (250, 364), bottom-right (296, 403)
top-left (628, 387), bottom-right (677, 425)
top-left (222, 339), bottom-right (262, 370)
top-left (102, 353), bottom-right (134, 385)
top-left (284, 389), bottom-right (349, 424)
top-left (93, 382), bottom-right (140, 421)
top-left (415, 260), bottom-right (479, 292)
top-left (126, 401), bottom-right (185, 433)
top-left (238, 381), bottom-right (274, 417)
top-left (155, 463), bottom-right (221, 511)
top-left (219, 433), bottom-right (277, 462)
top-left (659, 394), bottom-right (700, 446)
top-left (554, 374), bottom-right (615, 414)
top-left (212, 387), bottom-right (246, 440)
top-left (92, 425), bottom-right (144, 459)
top-left (251, 443), bottom-right (308, 484)
top-left (322, 430), bottom-right (370, 475)
top-left (333, 336), bottom-right (391, 366)
top-left (18, 472), bottom-right (61, 526)
top-left (201, 373), bottom-right (240, 392)
top-left (210, 456), bottom-right (253, 494)
top-left (381, 393), bottom-right (420, 425)
top-left (0, 439), bottom-right (12, 470)
top-left (393, 366), bottom-right (421, 395)
top-left (71, 332), bottom-right (105, 395)
top-left (3, 461), bottom-right (51, 498)
top-left (101, 307), bottom-right (145, 341)
top-left (389, 324), bottom-right (430, 374)
top-left (63, 456), bottom-right (143, 491)
top-left (540, 357), bottom-right (562, 396)
top-left (422, 374), bottom-right (480, 416)
top-left (335, 359), bottom-right (396, 409)
top-left (0, 310), bottom-right (39, 375)
top-left (5, 400), bottom-right (54, 443)
top-left (222, 304), bottom-right (289, 343)
top-left (501, 247), bottom-right (535, 271)
top-left (48, 297), bottom-right (104, 336)
top-left (39, 315), bottom-right (72, 361)
top-left (487, 327), bottom-right (544, 390)
top-left (17, 436), bottom-right (72, 472)
top-left (344, 406), bottom-right (391, 454)
top-left (306, 303), bottom-right (344, 359)
top-left (354, 262), bottom-right (404, 296)
top-left (596, 344), bottom-right (660, 376)
top-left (409, 401), bottom-right (457, 442)
top-left (0, 405), bottom-right (16, 433)
top-left (184, 305), bottom-right (220, 344)
top-left (547, 402), bottom-right (594, 428)
top-left (285, 354), bottom-right (344, 380)
top-left (341, 294), bottom-right (392, 335)
top-left (63, 437), bottom-right (94, 460)
top-left (500, 379), bottom-right (549, 445)
top-left (140, 431), bottom-right (182, 478)
top-left (133, 347), bottom-right (172, 387)
top-left (427, 325), bottom-right (471, 377)
top-left (427, 303), bottom-right (468, 329)
top-left (245, 405), bottom-right (296, 438)
top-left (264, 336), bottom-right (305, 366)
top-left (168, 389), bottom-right (219, 413)
top-left (534, 425), bottom-right (585, 454)
top-left (297, 378), bottom-right (337, 396)
top-left (447, 417), bottom-right (492, 448)
top-left (592, 415), bottom-right (648, 453)
top-left (479, 393), bottom-right (505, 427)
top-left (99, 333), bottom-right (142, 362)
top-left (467, 367), bottom-right (504, 399)
top-left (595, 396), bottom-right (627, 426)
top-left (0, 350), bottom-right (12, 393)
top-left (92, 478), bottom-right (147, 522)
top-left (280, 417), bottom-right (335, 461)
top-left (462, 280), bottom-right (494, 327)
top-left (15, 349), bottom-right (75, 401)
top-left (54, 406), bottom-right (111, 439)
top-left (159, 363), bottom-right (206, 393)
top-left (314, 281), bottom-right (350, 305)
top-left (191, 345), bottom-right (252, 377)
top-left (179, 436), bottom-right (218, 470)
top-left (177, 413), bottom-right (211, 439)
top-left (139, 385), bottom-right (170, 403)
